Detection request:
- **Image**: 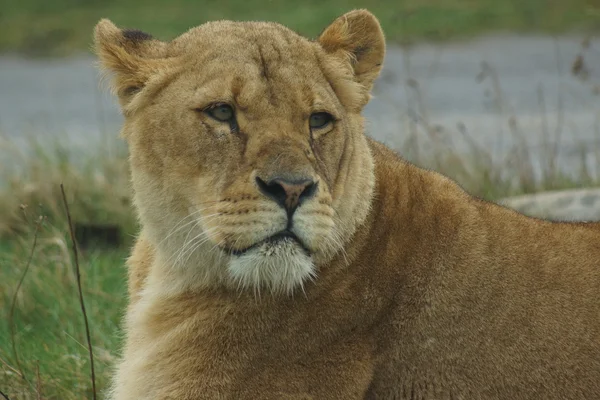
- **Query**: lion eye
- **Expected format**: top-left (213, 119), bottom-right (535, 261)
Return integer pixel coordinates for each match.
top-left (206, 104), bottom-right (234, 122)
top-left (309, 112), bottom-right (333, 129)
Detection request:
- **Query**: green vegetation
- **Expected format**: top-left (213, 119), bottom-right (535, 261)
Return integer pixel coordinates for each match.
top-left (0, 136), bottom-right (133, 398)
top-left (1, 0), bottom-right (600, 56)
top-left (1, 242), bottom-right (127, 399)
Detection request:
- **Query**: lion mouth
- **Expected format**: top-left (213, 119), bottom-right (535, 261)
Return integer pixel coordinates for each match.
top-left (229, 230), bottom-right (310, 256)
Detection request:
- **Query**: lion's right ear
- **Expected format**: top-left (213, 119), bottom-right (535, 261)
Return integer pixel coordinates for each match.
top-left (94, 19), bottom-right (169, 106)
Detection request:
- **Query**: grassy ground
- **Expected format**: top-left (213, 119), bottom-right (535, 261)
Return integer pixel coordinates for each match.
top-left (0, 136), bottom-right (133, 398)
top-left (1, 0), bottom-right (600, 56)
top-left (1, 241), bottom-right (127, 399)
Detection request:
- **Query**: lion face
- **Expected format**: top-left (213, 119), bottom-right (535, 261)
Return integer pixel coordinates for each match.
top-left (95, 10), bottom-right (385, 294)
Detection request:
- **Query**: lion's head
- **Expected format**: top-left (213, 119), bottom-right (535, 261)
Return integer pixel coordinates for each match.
top-left (95, 10), bottom-right (385, 294)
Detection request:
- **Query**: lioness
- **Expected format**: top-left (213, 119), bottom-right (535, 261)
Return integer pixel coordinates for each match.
top-left (95, 10), bottom-right (600, 399)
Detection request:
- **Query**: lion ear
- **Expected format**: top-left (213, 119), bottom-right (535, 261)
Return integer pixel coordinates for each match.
top-left (318, 9), bottom-right (385, 92)
top-left (94, 19), bottom-right (169, 106)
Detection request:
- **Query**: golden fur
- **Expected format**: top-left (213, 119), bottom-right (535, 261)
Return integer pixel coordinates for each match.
top-left (95, 10), bottom-right (600, 399)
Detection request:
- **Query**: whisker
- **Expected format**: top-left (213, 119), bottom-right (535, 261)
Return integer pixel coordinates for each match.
top-left (166, 224), bottom-right (217, 268)
top-left (177, 228), bottom-right (219, 265)
top-left (180, 232), bottom-right (221, 267)
top-left (157, 214), bottom-right (203, 247)
top-left (156, 209), bottom-right (204, 247)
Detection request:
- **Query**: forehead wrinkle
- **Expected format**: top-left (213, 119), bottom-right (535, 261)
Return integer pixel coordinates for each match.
top-left (300, 83), bottom-right (316, 112)
top-left (190, 70), bottom-right (258, 110)
top-left (255, 43), bottom-right (279, 106)
top-left (231, 76), bottom-right (245, 110)
top-left (257, 44), bottom-right (270, 81)
top-left (234, 75), bottom-right (263, 112)
top-left (304, 76), bottom-right (343, 116)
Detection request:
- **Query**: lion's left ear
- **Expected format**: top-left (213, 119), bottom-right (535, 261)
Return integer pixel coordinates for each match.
top-left (318, 9), bottom-right (385, 92)
top-left (94, 19), bottom-right (170, 108)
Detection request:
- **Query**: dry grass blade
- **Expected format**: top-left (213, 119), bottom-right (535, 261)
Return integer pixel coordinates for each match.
top-left (35, 361), bottom-right (42, 400)
top-left (60, 184), bottom-right (97, 400)
top-left (0, 353), bottom-right (22, 377)
top-left (8, 216), bottom-right (42, 387)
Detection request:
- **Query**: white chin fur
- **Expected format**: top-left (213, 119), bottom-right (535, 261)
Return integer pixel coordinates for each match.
top-left (227, 239), bottom-right (316, 295)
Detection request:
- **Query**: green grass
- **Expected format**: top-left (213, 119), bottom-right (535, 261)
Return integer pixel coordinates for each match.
top-left (1, 239), bottom-right (127, 399)
top-left (0, 137), bottom-right (134, 398)
top-left (1, 0), bottom-right (600, 56)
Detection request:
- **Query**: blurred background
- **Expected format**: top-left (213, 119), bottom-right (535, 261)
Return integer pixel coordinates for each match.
top-left (1, 1), bottom-right (600, 398)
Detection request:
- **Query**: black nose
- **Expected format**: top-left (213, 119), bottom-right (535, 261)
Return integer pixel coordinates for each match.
top-left (256, 176), bottom-right (317, 215)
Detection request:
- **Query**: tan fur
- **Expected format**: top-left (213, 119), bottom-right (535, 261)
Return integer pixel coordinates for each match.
top-left (95, 10), bottom-right (600, 399)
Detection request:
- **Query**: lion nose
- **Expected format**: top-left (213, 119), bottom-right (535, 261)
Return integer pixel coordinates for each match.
top-left (256, 176), bottom-right (317, 215)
